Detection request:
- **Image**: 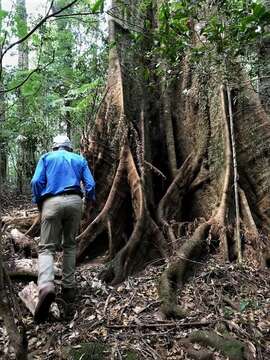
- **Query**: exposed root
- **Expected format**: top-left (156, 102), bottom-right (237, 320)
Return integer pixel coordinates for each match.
top-left (159, 222), bottom-right (210, 318)
top-left (239, 187), bottom-right (258, 237)
top-left (185, 347), bottom-right (214, 360)
top-left (99, 146), bottom-right (167, 285)
top-left (76, 146), bottom-right (128, 261)
top-left (189, 330), bottom-right (252, 360)
top-left (106, 218), bottom-right (114, 260)
top-left (158, 85), bottom-right (240, 318)
top-left (157, 153), bottom-right (203, 249)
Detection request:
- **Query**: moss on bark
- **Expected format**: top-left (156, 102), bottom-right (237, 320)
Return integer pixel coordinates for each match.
top-left (190, 331), bottom-right (248, 360)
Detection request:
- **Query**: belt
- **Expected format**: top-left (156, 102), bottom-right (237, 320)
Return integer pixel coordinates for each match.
top-left (41, 190), bottom-right (82, 202)
top-left (61, 190), bottom-right (82, 197)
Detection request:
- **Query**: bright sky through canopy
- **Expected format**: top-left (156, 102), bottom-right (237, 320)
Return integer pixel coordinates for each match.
top-left (2, 0), bottom-right (49, 66)
top-left (2, 0), bottom-right (47, 14)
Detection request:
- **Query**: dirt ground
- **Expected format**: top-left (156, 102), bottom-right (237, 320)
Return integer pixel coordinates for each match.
top-left (0, 203), bottom-right (269, 359)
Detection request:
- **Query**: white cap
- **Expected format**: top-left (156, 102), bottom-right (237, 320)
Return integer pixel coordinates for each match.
top-left (52, 135), bottom-right (73, 150)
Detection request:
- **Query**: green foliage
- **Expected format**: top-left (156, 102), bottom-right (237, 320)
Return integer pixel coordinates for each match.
top-left (14, 13), bottom-right (28, 38)
top-left (154, 0), bottom-right (270, 79)
top-left (0, 0), bottom-right (108, 184)
top-left (91, 0), bottom-right (105, 13)
top-left (67, 342), bottom-right (108, 360)
top-left (0, 9), bottom-right (8, 22)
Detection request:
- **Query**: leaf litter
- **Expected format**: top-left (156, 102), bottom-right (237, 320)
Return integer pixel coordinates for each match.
top-left (0, 210), bottom-right (269, 359)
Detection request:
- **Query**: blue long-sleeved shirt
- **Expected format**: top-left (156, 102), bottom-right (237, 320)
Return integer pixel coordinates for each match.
top-left (31, 150), bottom-right (95, 204)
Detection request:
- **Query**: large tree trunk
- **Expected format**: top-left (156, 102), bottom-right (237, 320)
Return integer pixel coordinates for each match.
top-left (78, 0), bottom-right (270, 297)
top-left (259, 0), bottom-right (270, 111)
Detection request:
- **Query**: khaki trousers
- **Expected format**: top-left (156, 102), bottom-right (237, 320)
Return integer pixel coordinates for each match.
top-left (38, 194), bottom-right (82, 290)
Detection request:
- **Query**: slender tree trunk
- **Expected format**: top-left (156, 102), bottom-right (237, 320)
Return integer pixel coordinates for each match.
top-left (52, 1), bottom-right (74, 139)
top-left (0, 85), bottom-right (7, 192)
top-left (157, 0), bottom-right (177, 178)
top-left (16, 0), bottom-right (31, 194)
top-left (0, 0), bottom-right (7, 192)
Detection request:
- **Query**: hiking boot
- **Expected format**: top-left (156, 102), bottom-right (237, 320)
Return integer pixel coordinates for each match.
top-left (62, 287), bottom-right (76, 303)
top-left (34, 283), bottom-right (55, 323)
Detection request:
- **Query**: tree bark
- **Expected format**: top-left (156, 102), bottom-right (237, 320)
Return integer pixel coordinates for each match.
top-left (77, 0), bottom-right (270, 279)
top-left (52, 1), bottom-right (74, 139)
top-left (258, 0), bottom-right (270, 113)
top-left (16, 0), bottom-right (35, 193)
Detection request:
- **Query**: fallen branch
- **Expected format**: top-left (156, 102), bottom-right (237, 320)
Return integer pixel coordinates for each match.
top-left (106, 320), bottom-right (215, 329)
top-left (223, 297), bottom-right (240, 311)
top-left (76, 146), bottom-right (127, 261)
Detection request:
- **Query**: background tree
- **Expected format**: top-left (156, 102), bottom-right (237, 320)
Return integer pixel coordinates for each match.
top-left (0, 1), bottom-right (107, 357)
top-left (15, 0), bottom-right (34, 193)
top-left (0, 0), bottom-right (7, 192)
top-left (0, 0), bottom-right (108, 193)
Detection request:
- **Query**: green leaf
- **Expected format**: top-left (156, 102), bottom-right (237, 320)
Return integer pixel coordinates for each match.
top-left (0, 9), bottom-right (8, 22)
top-left (252, 3), bottom-right (266, 19)
top-left (32, 33), bottom-right (41, 47)
top-left (14, 14), bottom-right (28, 38)
top-left (91, 0), bottom-right (104, 13)
top-left (240, 300), bottom-right (250, 312)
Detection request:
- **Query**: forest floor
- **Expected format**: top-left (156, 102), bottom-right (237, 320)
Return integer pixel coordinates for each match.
top-left (0, 202), bottom-right (269, 360)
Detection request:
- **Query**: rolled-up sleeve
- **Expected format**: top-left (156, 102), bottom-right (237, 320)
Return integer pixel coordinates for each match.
top-left (31, 157), bottom-right (46, 204)
top-left (82, 159), bottom-right (96, 200)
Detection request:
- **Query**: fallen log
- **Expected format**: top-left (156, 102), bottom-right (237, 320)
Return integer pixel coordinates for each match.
top-left (2, 213), bottom-right (38, 232)
top-left (5, 259), bottom-right (61, 278)
top-left (9, 228), bottom-right (38, 257)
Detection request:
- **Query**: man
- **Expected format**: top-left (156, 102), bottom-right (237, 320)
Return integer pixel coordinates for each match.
top-left (31, 135), bottom-right (95, 322)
